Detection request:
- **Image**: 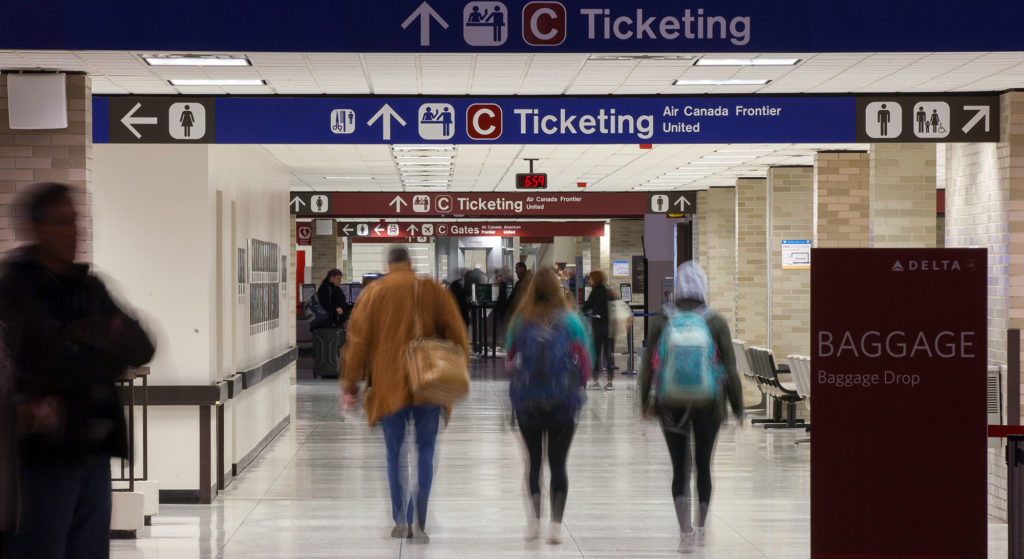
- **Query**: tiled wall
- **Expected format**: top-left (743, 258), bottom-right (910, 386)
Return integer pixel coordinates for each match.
top-left (869, 143), bottom-right (937, 248)
top-left (0, 74), bottom-right (92, 260)
top-left (609, 219), bottom-right (645, 345)
top-left (814, 151), bottom-right (870, 248)
top-left (736, 177), bottom-right (768, 347)
top-left (310, 221), bottom-right (337, 285)
top-left (945, 91), bottom-right (1024, 520)
top-left (769, 167), bottom-right (813, 357)
top-left (705, 187), bottom-right (737, 328)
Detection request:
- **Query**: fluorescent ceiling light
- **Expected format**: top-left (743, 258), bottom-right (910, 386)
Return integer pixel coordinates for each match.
top-left (695, 58), bottom-right (800, 66)
top-left (591, 54), bottom-right (693, 61)
top-left (695, 161), bottom-right (749, 165)
top-left (170, 79), bottom-right (265, 86)
top-left (397, 161), bottom-right (451, 166)
top-left (673, 79), bottom-right (770, 86)
top-left (145, 55), bottom-right (251, 67)
top-left (323, 176), bottom-right (371, 180)
top-left (392, 145), bottom-right (454, 151)
top-left (396, 156), bottom-right (453, 160)
top-left (635, 186), bottom-right (684, 191)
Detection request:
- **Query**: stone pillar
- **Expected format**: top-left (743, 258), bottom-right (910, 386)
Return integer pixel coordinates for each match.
top-left (768, 167), bottom-right (813, 357)
top-left (310, 219), bottom-right (338, 285)
top-left (694, 191), bottom-right (707, 265)
top-left (704, 187), bottom-right (736, 328)
top-left (814, 151), bottom-right (870, 248)
top-left (735, 177), bottom-right (768, 347)
top-left (869, 143), bottom-right (937, 247)
top-left (0, 74), bottom-right (92, 260)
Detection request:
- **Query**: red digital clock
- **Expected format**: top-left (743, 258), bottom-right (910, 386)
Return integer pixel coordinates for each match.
top-left (515, 173), bottom-right (548, 189)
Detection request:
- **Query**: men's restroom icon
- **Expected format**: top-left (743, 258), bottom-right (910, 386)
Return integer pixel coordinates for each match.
top-left (651, 194), bottom-right (669, 213)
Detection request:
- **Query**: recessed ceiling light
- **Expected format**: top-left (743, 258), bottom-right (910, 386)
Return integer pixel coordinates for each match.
top-left (392, 145), bottom-right (455, 151)
top-left (145, 55), bottom-right (251, 67)
top-left (397, 161), bottom-right (451, 166)
top-left (396, 156), bottom-right (453, 160)
top-left (673, 79), bottom-right (770, 86)
top-left (695, 58), bottom-right (800, 66)
top-left (169, 79), bottom-right (265, 86)
top-left (323, 176), bottom-right (372, 180)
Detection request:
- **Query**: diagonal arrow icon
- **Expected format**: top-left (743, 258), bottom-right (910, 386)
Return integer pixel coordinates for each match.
top-left (121, 102), bottom-right (158, 139)
top-left (367, 104), bottom-right (407, 141)
top-left (962, 105), bottom-right (991, 134)
top-left (401, 2), bottom-right (449, 47)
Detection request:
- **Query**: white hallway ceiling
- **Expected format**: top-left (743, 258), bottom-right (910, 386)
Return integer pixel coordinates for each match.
top-left (2, 50), bottom-right (1013, 191)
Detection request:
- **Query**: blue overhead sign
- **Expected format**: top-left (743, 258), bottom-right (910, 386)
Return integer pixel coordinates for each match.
top-left (93, 95), bottom-right (1000, 145)
top-left (7, 1), bottom-right (1024, 53)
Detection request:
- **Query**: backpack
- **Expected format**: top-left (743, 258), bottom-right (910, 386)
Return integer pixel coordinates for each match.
top-left (652, 307), bottom-right (723, 408)
top-left (509, 316), bottom-right (587, 414)
top-left (308, 292), bottom-right (331, 330)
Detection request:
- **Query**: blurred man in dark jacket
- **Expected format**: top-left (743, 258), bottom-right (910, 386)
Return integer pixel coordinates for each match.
top-left (0, 183), bottom-right (155, 559)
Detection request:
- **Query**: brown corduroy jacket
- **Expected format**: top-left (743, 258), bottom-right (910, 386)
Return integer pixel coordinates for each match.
top-left (342, 263), bottom-right (470, 426)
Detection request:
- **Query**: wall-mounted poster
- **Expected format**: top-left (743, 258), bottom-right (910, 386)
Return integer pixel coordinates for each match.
top-left (612, 260), bottom-right (629, 277)
top-left (248, 239), bottom-right (282, 335)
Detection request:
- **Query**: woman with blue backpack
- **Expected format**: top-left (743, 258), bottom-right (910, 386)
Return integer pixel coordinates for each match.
top-left (640, 261), bottom-right (744, 553)
top-left (506, 268), bottom-right (594, 545)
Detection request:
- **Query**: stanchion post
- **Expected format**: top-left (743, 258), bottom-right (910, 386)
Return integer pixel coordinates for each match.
top-left (1010, 329), bottom-right (1020, 427)
top-left (1010, 435), bottom-right (1023, 559)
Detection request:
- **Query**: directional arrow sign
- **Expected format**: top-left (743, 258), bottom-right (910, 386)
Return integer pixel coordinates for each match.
top-left (340, 224), bottom-right (353, 236)
top-left (673, 196), bottom-right (690, 211)
top-left (400, 1), bottom-right (449, 47)
top-left (374, 224), bottom-right (385, 236)
top-left (388, 195), bottom-right (408, 213)
top-left (367, 104), bottom-right (407, 141)
top-left (962, 105), bottom-right (991, 134)
top-left (290, 196), bottom-right (307, 212)
top-left (407, 224), bottom-right (420, 236)
top-left (121, 102), bottom-right (158, 139)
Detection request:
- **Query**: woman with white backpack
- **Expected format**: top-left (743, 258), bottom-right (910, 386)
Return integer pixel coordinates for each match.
top-left (639, 261), bottom-right (745, 553)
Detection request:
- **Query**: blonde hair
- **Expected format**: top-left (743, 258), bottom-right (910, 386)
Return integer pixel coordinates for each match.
top-left (514, 268), bottom-right (571, 324)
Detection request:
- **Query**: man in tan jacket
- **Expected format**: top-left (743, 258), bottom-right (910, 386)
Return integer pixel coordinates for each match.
top-left (341, 246), bottom-right (469, 542)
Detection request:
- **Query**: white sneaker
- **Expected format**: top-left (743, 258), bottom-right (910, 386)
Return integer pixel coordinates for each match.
top-left (678, 531), bottom-right (695, 553)
top-left (546, 521), bottom-right (563, 544)
top-left (525, 517), bottom-right (540, 540)
top-left (694, 526), bottom-right (705, 546)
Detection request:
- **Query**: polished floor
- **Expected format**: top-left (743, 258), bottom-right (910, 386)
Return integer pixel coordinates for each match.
top-left (112, 359), bottom-right (1010, 558)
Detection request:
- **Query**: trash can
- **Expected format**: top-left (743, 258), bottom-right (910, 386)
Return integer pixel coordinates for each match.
top-left (312, 327), bottom-right (344, 379)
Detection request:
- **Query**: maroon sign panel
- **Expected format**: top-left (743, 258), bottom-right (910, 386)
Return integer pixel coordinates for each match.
top-left (811, 249), bottom-right (987, 559)
top-left (292, 192), bottom-right (650, 218)
top-left (336, 221), bottom-right (605, 238)
top-left (296, 222), bottom-right (312, 246)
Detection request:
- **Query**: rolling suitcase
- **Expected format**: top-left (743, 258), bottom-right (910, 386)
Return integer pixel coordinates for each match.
top-left (312, 327), bottom-right (344, 378)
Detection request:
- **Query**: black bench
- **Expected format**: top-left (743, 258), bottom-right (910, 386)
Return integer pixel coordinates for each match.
top-left (746, 346), bottom-right (806, 429)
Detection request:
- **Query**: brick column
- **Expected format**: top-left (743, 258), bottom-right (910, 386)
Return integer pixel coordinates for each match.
top-left (0, 74), bottom-right (92, 260)
top-left (869, 143), bottom-right (937, 247)
top-left (704, 186), bottom-right (736, 327)
top-left (694, 190), bottom-right (706, 265)
top-left (768, 167), bottom-right (813, 357)
top-left (735, 177), bottom-right (768, 346)
top-left (310, 219), bottom-right (338, 285)
top-left (814, 151), bottom-right (870, 248)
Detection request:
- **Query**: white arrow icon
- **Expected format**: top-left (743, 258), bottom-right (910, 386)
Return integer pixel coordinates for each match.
top-left (400, 1), bottom-right (449, 47)
top-left (374, 224), bottom-right (385, 236)
top-left (290, 196), bottom-right (307, 212)
top-left (962, 105), bottom-right (991, 134)
top-left (407, 224), bottom-right (420, 236)
top-left (340, 224), bottom-right (353, 235)
top-left (388, 196), bottom-right (408, 213)
top-left (367, 104), bottom-right (407, 141)
top-left (121, 102), bottom-right (158, 139)
top-left (673, 196), bottom-right (690, 212)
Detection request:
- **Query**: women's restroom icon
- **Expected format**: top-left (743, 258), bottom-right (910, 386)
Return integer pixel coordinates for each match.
top-left (169, 102), bottom-right (206, 140)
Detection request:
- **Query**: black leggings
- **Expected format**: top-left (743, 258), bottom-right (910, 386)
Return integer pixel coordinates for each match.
top-left (592, 323), bottom-right (614, 375)
top-left (661, 409), bottom-right (721, 504)
top-left (517, 408), bottom-right (576, 522)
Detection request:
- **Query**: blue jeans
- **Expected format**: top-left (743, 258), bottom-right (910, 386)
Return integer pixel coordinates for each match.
top-left (379, 405), bottom-right (441, 528)
top-left (5, 453), bottom-right (112, 559)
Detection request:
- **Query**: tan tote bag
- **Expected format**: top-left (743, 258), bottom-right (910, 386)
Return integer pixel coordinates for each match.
top-left (406, 280), bottom-right (470, 405)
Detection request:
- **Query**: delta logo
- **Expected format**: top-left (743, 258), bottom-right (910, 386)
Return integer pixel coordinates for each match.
top-left (891, 259), bottom-right (961, 272)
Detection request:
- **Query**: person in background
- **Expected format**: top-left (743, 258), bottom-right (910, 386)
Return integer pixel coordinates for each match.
top-left (493, 268), bottom-right (510, 338)
top-left (639, 261), bottom-right (744, 553)
top-left (0, 331), bottom-right (14, 551)
top-left (449, 269), bottom-right (469, 325)
top-left (506, 268), bottom-right (593, 545)
top-left (0, 182), bottom-right (156, 559)
top-left (316, 268), bottom-right (350, 328)
top-left (581, 270), bottom-right (614, 390)
top-left (465, 263), bottom-right (486, 287)
top-left (506, 262), bottom-right (532, 321)
top-left (341, 246), bottom-right (469, 543)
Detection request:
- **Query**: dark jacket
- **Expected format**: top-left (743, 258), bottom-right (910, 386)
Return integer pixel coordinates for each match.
top-left (581, 282), bottom-right (611, 330)
top-left (639, 299), bottom-right (744, 423)
top-left (0, 250), bottom-right (155, 464)
top-left (1, 341), bottom-right (15, 533)
top-left (317, 281), bottom-right (349, 328)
